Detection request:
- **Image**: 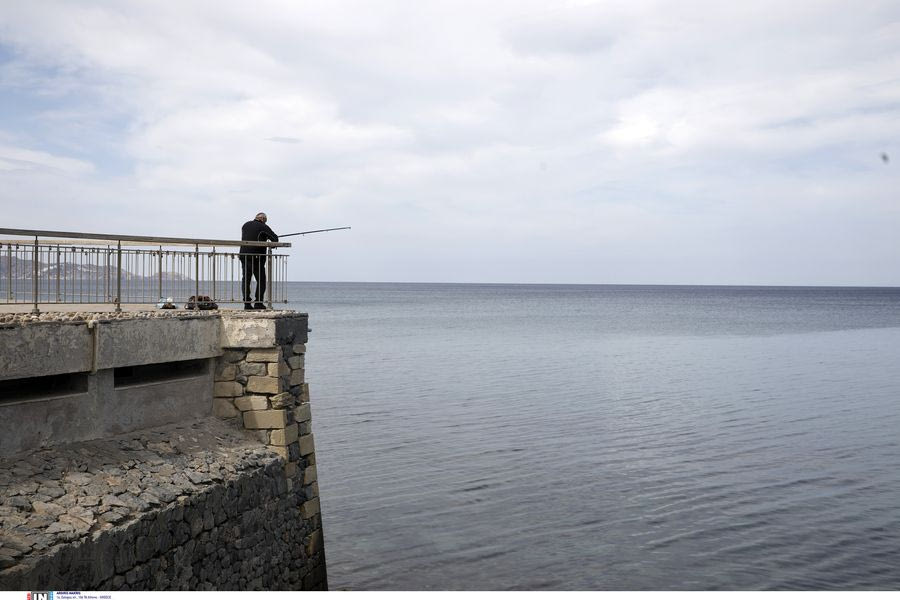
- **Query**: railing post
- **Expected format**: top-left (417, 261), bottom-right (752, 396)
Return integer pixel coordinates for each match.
top-left (105, 246), bottom-right (110, 302)
top-left (158, 246), bottom-right (163, 301)
top-left (211, 246), bottom-right (216, 303)
top-left (55, 244), bottom-right (61, 302)
top-left (283, 256), bottom-right (288, 303)
top-left (194, 243), bottom-right (200, 311)
top-left (6, 244), bottom-right (12, 302)
top-left (31, 236), bottom-right (40, 314)
top-left (266, 246), bottom-right (273, 310)
top-left (115, 240), bottom-right (122, 313)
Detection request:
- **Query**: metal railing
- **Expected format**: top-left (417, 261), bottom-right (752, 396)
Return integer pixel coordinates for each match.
top-left (0, 228), bottom-right (291, 313)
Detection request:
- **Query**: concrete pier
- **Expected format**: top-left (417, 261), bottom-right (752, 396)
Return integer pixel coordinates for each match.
top-left (0, 310), bottom-right (326, 590)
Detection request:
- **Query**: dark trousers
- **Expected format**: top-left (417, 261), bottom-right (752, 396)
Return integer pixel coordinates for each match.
top-left (239, 254), bottom-right (267, 302)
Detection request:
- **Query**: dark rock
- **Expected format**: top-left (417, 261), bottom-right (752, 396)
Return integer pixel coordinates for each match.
top-left (6, 497), bottom-right (32, 511)
top-left (114, 539), bottom-right (135, 574)
top-left (186, 471), bottom-right (211, 485)
top-left (117, 494), bottom-right (149, 512)
top-left (134, 536), bottom-right (154, 563)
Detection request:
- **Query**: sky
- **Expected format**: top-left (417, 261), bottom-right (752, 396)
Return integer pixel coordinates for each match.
top-left (0, 0), bottom-right (898, 285)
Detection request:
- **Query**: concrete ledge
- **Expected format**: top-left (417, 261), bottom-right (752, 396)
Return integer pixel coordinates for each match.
top-left (0, 314), bottom-right (222, 381)
top-left (0, 322), bottom-right (91, 381)
top-left (220, 313), bottom-right (308, 348)
top-left (97, 317), bottom-right (221, 370)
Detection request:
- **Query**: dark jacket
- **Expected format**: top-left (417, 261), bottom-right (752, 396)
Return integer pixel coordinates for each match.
top-left (240, 220), bottom-right (279, 255)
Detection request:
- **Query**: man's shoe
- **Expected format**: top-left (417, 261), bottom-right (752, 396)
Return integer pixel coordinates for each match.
top-left (253, 302), bottom-right (267, 310)
top-left (244, 303), bottom-right (254, 310)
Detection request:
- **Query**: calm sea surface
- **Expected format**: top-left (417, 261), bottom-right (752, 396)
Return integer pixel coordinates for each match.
top-left (283, 283), bottom-right (900, 590)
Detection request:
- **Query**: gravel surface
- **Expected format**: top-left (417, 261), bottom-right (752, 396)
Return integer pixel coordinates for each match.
top-left (0, 417), bottom-right (276, 565)
top-left (0, 309), bottom-right (301, 326)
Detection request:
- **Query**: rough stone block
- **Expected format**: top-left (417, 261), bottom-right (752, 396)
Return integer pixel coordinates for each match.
top-left (269, 424), bottom-right (299, 446)
top-left (270, 392), bottom-right (293, 409)
top-left (287, 355), bottom-right (304, 370)
top-left (292, 344), bottom-right (306, 355)
top-left (303, 465), bottom-right (317, 485)
top-left (213, 398), bottom-right (239, 418)
top-left (214, 381), bottom-right (244, 398)
top-left (306, 529), bottom-right (322, 555)
top-left (298, 434), bottom-right (315, 457)
top-left (300, 498), bottom-right (320, 520)
top-left (246, 349), bottom-right (280, 363)
top-left (246, 376), bottom-right (280, 395)
top-left (242, 410), bottom-right (289, 429)
top-left (294, 404), bottom-right (311, 424)
top-left (222, 350), bottom-right (247, 363)
top-left (268, 360), bottom-right (290, 377)
top-left (284, 462), bottom-right (299, 479)
top-left (234, 395), bottom-right (269, 411)
top-left (288, 441), bottom-right (301, 461)
top-left (305, 482), bottom-right (320, 499)
top-left (214, 364), bottom-right (238, 382)
top-left (299, 421), bottom-right (312, 435)
top-left (299, 382), bottom-right (310, 403)
top-left (238, 362), bottom-right (267, 376)
top-left (290, 369), bottom-right (305, 386)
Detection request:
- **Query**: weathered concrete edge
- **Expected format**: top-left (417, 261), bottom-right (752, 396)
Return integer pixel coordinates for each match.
top-left (97, 317), bottom-right (222, 370)
top-left (0, 322), bottom-right (92, 381)
top-left (220, 312), bottom-right (308, 348)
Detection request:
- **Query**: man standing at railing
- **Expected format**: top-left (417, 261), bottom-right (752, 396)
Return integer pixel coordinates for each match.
top-left (240, 212), bottom-right (279, 310)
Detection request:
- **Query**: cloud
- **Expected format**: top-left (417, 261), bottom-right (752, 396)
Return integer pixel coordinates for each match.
top-left (0, 144), bottom-right (94, 174)
top-left (1, 0), bottom-right (899, 284)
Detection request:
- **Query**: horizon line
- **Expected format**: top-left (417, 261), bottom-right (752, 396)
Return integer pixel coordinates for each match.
top-left (282, 280), bottom-right (900, 289)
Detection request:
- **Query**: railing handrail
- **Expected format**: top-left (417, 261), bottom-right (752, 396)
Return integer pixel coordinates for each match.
top-left (0, 228), bottom-right (291, 249)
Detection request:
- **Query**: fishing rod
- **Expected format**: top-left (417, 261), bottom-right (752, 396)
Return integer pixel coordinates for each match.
top-left (280, 226), bottom-right (351, 238)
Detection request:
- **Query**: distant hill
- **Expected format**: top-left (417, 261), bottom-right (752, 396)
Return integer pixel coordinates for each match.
top-left (0, 256), bottom-right (191, 282)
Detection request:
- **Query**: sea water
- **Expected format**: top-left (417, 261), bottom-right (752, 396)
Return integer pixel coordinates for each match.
top-left (284, 283), bottom-right (900, 590)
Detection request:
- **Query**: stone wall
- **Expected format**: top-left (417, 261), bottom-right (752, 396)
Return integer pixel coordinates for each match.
top-left (210, 314), bottom-right (324, 585)
top-left (0, 418), bottom-right (326, 590)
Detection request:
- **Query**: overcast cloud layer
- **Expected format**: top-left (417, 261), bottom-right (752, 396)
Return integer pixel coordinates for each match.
top-left (1, 1), bottom-right (898, 284)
